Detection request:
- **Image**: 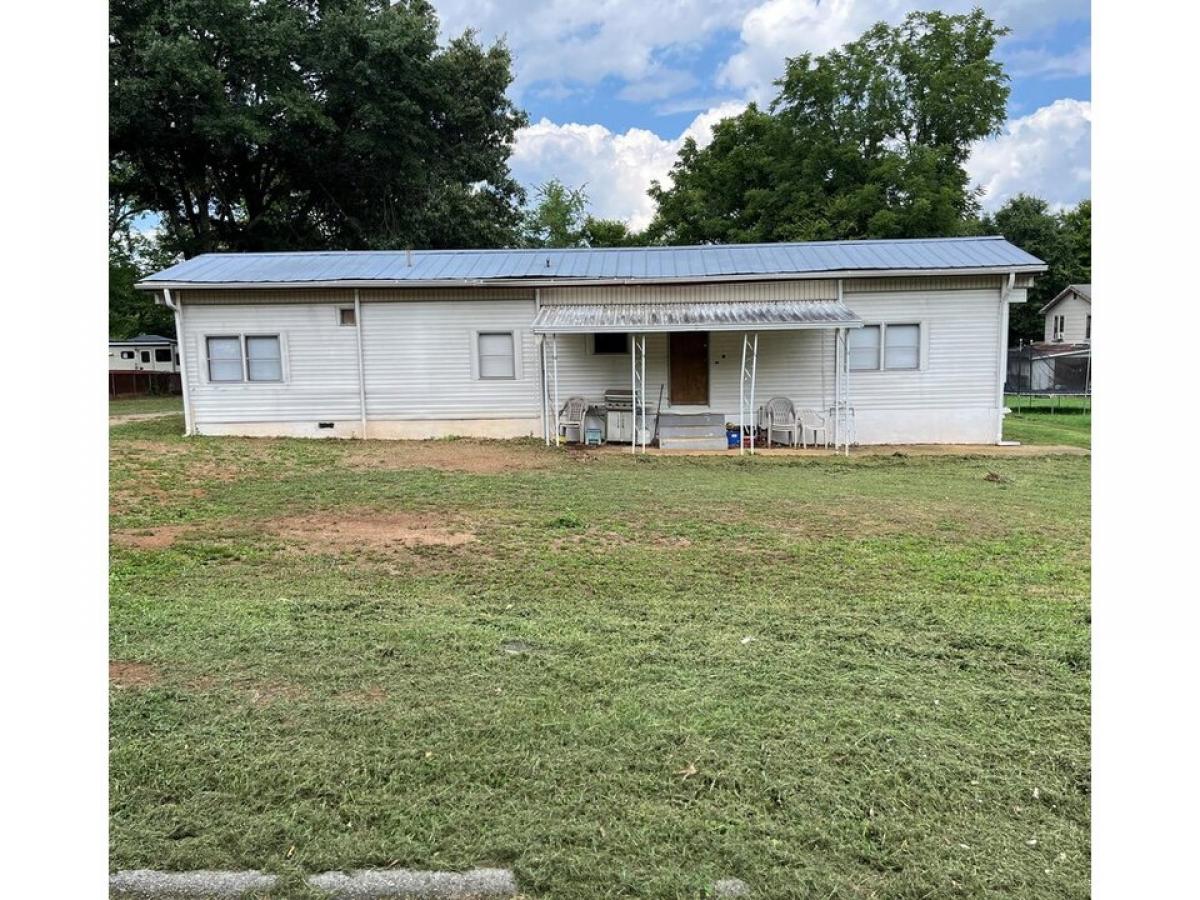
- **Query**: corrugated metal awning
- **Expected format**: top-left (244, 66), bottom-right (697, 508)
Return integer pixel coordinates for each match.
top-left (531, 300), bottom-right (863, 333)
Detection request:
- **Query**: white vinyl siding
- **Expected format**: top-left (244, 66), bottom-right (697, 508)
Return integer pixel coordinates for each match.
top-left (849, 325), bottom-right (881, 370)
top-left (184, 305), bottom-right (360, 424)
top-left (1043, 292), bottom-right (1091, 343)
top-left (477, 332), bottom-right (516, 379)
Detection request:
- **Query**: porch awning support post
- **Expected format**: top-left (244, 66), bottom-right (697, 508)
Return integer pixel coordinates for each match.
top-left (630, 333), bottom-right (647, 454)
top-left (739, 332), bottom-right (759, 455)
top-left (843, 327), bottom-right (851, 456)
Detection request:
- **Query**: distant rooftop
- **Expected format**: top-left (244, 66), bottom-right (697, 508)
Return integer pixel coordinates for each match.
top-left (139, 236), bottom-right (1046, 289)
top-left (110, 334), bottom-right (176, 344)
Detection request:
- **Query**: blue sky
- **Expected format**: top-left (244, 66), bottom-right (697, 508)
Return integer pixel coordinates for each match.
top-left (434, 0), bottom-right (1092, 228)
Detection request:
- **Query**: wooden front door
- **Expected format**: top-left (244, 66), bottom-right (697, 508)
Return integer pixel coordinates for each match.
top-left (669, 331), bottom-right (709, 405)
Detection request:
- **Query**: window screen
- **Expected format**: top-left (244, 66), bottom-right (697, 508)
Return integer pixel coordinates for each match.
top-left (478, 332), bottom-right (515, 379)
top-left (246, 336), bottom-right (282, 381)
top-left (339, 308), bottom-right (356, 326)
top-left (848, 325), bottom-right (881, 371)
top-left (154, 348), bottom-right (172, 363)
top-left (593, 332), bottom-right (629, 354)
top-left (207, 336), bottom-right (244, 382)
top-left (884, 324), bottom-right (920, 370)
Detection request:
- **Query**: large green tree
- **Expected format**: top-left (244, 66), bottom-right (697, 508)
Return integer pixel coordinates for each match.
top-left (110, 0), bottom-right (527, 256)
top-left (521, 179), bottom-right (650, 248)
top-left (984, 195), bottom-right (1092, 342)
top-left (648, 9), bottom-right (1010, 243)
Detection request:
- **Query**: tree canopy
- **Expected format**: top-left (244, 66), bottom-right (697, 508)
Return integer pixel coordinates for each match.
top-left (110, 0), bottom-right (527, 257)
top-left (647, 9), bottom-right (1010, 243)
top-left (521, 179), bottom-right (650, 248)
top-left (984, 195), bottom-right (1092, 342)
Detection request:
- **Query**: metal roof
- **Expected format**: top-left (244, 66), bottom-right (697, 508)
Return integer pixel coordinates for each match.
top-left (139, 236), bottom-right (1045, 289)
top-left (109, 334), bottom-right (176, 345)
top-left (532, 300), bottom-right (862, 333)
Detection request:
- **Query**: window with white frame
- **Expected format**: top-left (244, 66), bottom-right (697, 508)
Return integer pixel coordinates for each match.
top-left (848, 325), bottom-right (881, 370)
top-left (850, 323), bottom-right (922, 371)
top-left (477, 332), bottom-right (515, 379)
top-left (206, 334), bottom-right (283, 382)
top-left (207, 336), bottom-right (244, 382)
top-left (246, 336), bottom-right (283, 381)
top-left (338, 307), bottom-right (356, 326)
top-left (140, 350), bottom-right (151, 363)
top-left (1052, 315), bottom-right (1065, 340)
top-left (883, 324), bottom-right (920, 370)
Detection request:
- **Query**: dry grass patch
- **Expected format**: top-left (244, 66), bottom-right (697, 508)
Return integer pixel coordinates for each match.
top-left (268, 510), bottom-right (477, 554)
top-left (110, 660), bottom-right (160, 689)
top-left (111, 525), bottom-right (190, 550)
top-left (344, 439), bottom-right (558, 474)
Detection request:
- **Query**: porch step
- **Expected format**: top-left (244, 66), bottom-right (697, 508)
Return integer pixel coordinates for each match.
top-left (657, 413), bottom-right (725, 429)
top-left (656, 412), bottom-right (730, 450)
top-left (658, 435), bottom-right (731, 451)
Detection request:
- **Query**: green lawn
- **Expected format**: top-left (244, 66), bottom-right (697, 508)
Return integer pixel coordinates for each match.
top-left (110, 394), bottom-right (184, 417)
top-left (1003, 399), bottom-right (1091, 450)
top-left (110, 417), bottom-right (1090, 898)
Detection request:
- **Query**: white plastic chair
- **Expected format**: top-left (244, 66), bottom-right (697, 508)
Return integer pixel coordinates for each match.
top-left (558, 397), bottom-right (588, 443)
top-left (763, 397), bottom-right (800, 447)
top-left (797, 408), bottom-right (829, 449)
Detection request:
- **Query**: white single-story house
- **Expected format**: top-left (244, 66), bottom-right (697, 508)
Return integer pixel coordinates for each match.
top-left (108, 334), bottom-right (180, 372)
top-left (136, 236), bottom-right (1045, 448)
top-left (1041, 283), bottom-right (1091, 344)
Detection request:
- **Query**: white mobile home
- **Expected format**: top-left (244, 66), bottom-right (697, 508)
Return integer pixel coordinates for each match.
top-left (109, 334), bottom-right (180, 372)
top-left (137, 237), bottom-right (1045, 448)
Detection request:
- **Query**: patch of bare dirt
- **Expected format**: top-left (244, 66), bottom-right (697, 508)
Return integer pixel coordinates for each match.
top-left (245, 681), bottom-right (308, 706)
top-left (111, 525), bottom-right (189, 550)
top-left (110, 660), bottom-right (160, 689)
top-left (336, 685), bottom-right (389, 704)
top-left (344, 440), bottom-right (556, 474)
top-left (269, 510), bottom-right (477, 553)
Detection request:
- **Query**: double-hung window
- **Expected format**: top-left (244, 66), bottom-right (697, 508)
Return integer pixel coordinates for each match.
top-left (477, 332), bottom-right (516, 379)
top-left (849, 323), bottom-right (922, 371)
top-left (849, 325), bottom-right (881, 371)
top-left (206, 335), bottom-right (283, 383)
top-left (883, 324), bottom-right (920, 370)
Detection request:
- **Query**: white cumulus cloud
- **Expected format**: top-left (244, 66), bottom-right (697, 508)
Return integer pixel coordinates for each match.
top-left (510, 102), bottom-right (746, 230)
top-left (968, 98), bottom-right (1092, 211)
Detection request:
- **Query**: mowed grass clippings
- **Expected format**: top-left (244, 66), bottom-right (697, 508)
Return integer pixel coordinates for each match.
top-left (110, 416), bottom-right (1091, 899)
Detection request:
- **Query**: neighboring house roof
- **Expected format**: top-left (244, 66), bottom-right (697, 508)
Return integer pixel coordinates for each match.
top-left (109, 334), bottom-right (177, 345)
top-left (138, 236), bottom-right (1046, 290)
top-left (1040, 283), bottom-right (1092, 314)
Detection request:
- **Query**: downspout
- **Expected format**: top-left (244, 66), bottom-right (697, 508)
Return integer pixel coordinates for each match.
top-left (354, 289), bottom-right (367, 438)
top-left (997, 272), bottom-right (1016, 443)
top-left (161, 288), bottom-right (194, 436)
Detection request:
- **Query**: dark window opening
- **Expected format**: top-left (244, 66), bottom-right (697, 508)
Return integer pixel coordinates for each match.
top-left (593, 332), bottom-right (629, 354)
top-left (120, 351), bottom-right (134, 360)
top-left (140, 350), bottom-right (151, 363)
top-left (154, 348), bottom-right (172, 362)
